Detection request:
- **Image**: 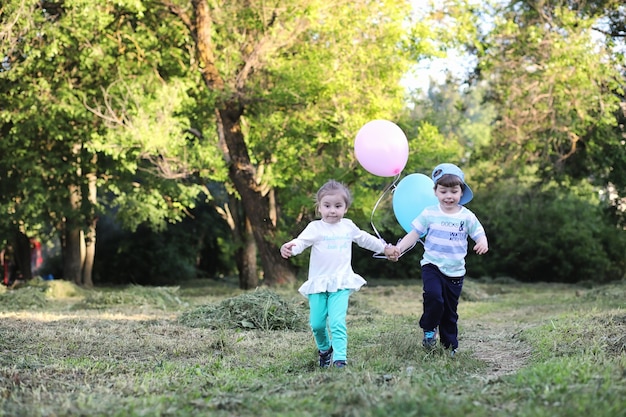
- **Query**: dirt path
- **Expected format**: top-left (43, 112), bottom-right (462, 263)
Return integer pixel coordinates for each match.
top-left (461, 317), bottom-right (534, 381)
top-left (359, 283), bottom-right (537, 380)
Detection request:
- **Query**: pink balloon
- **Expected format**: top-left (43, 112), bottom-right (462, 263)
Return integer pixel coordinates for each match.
top-left (354, 120), bottom-right (409, 177)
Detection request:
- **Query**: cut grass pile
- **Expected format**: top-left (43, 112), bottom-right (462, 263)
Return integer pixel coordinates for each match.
top-left (0, 278), bottom-right (624, 417)
top-left (0, 283), bottom-right (48, 309)
top-left (178, 288), bottom-right (307, 330)
top-left (0, 278), bottom-right (184, 311)
top-left (76, 285), bottom-right (184, 310)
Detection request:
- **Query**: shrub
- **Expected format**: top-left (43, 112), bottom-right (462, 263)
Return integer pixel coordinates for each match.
top-left (468, 179), bottom-right (626, 283)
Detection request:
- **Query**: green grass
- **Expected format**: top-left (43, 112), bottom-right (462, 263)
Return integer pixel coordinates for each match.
top-left (1, 277), bottom-right (625, 416)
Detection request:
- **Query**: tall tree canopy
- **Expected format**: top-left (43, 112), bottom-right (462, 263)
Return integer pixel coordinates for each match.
top-left (476, 0), bottom-right (625, 189)
top-left (157, 0), bottom-right (452, 285)
top-left (1, 0), bottom-right (452, 286)
top-left (0, 1), bottom-right (211, 285)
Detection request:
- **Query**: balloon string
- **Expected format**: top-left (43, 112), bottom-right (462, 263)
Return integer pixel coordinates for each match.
top-left (370, 174), bottom-right (400, 259)
top-left (370, 174), bottom-right (425, 259)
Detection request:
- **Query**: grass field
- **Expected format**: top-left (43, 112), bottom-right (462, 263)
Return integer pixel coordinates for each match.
top-left (1, 277), bottom-right (625, 417)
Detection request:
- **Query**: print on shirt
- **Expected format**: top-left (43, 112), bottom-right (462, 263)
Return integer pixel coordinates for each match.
top-left (323, 234), bottom-right (351, 252)
top-left (440, 220), bottom-right (467, 242)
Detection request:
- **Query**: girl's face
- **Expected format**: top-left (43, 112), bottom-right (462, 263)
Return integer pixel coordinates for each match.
top-left (435, 184), bottom-right (462, 213)
top-left (318, 192), bottom-right (348, 224)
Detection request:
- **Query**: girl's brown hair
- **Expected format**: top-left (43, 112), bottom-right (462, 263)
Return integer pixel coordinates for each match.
top-left (315, 180), bottom-right (352, 209)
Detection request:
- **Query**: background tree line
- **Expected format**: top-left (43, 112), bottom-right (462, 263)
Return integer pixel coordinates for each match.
top-left (1, 0), bottom-right (624, 288)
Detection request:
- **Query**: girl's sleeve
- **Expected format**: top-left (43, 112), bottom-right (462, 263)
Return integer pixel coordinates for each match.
top-left (289, 222), bottom-right (319, 256)
top-left (348, 220), bottom-right (386, 253)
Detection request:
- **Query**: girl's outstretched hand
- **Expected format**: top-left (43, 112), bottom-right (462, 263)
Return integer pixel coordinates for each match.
top-left (281, 242), bottom-right (296, 259)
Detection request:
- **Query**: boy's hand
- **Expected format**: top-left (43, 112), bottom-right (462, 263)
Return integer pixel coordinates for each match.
top-left (384, 245), bottom-right (400, 262)
top-left (473, 237), bottom-right (489, 255)
top-left (280, 242), bottom-right (296, 259)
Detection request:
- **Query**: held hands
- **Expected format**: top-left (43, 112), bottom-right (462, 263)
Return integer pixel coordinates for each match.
top-left (280, 242), bottom-right (296, 259)
top-left (384, 245), bottom-right (400, 262)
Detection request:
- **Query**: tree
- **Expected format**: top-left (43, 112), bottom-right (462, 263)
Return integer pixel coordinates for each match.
top-left (454, 0), bottom-right (626, 282)
top-left (165, 0), bottom-right (439, 285)
top-left (476, 0), bottom-right (625, 188)
top-left (1, 0), bottom-right (461, 288)
top-left (0, 1), bottom-right (208, 286)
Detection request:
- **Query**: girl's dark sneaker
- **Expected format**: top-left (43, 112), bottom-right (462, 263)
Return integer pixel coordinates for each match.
top-left (333, 360), bottom-right (347, 368)
top-left (319, 347), bottom-right (333, 368)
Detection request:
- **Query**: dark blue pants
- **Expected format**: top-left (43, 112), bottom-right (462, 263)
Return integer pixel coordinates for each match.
top-left (419, 263), bottom-right (464, 349)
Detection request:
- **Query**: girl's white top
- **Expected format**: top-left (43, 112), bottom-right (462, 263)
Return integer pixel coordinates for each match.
top-left (288, 219), bottom-right (386, 296)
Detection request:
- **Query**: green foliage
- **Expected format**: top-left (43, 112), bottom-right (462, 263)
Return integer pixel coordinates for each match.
top-left (214, 1), bottom-right (462, 236)
top-left (478, 1), bottom-right (625, 189)
top-left (94, 202), bottom-right (234, 285)
top-left (410, 81), bottom-right (497, 164)
top-left (1, 0), bottom-right (458, 286)
top-left (468, 174), bottom-right (626, 282)
top-left (252, 0), bottom-right (424, 209)
top-left (0, 0), bottom-right (213, 242)
top-left (2, 0), bottom-right (624, 288)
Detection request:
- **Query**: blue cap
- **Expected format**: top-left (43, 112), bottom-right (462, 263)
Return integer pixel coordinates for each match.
top-left (431, 163), bottom-right (474, 205)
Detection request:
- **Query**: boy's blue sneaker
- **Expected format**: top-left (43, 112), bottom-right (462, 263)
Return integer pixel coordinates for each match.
top-left (333, 360), bottom-right (347, 368)
top-left (422, 329), bottom-right (438, 349)
top-left (319, 347), bottom-right (333, 368)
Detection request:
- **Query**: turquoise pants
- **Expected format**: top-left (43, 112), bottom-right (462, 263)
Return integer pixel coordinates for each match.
top-left (307, 289), bottom-right (351, 361)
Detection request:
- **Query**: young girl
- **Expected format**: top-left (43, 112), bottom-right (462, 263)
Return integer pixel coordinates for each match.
top-left (281, 180), bottom-right (396, 368)
top-left (388, 163), bottom-right (488, 356)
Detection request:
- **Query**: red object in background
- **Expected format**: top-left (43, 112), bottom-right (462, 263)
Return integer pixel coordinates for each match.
top-left (2, 247), bottom-right (12, 286)
top-left (31, 239), bottom-right (43, 271)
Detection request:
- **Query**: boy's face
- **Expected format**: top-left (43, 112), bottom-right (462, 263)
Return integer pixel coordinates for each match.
top-left (319, 192), bottom-right (348, 224)
top-left (435, 184), bottom-right (462, 212)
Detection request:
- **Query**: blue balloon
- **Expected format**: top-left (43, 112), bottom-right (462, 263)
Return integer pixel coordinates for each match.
top-left (392, 173), bottom-right (439, 233)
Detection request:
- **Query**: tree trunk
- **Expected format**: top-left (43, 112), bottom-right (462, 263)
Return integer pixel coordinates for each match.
top-left (226, 195), bottom-right (258, 289)
top-left (82, 219), bottom-right (96, 288)
top-left (81, 170), bottom-right (98, 288)
top-left (63, 223), bottom-right (82, 285)
top-left (191, 0), bottom-right (296, 285)
top-left (237, 217), bottom-right (258, 289)
top-left (219, 105), bottom-right (296, 285)
top-left (12, 230), bottom-right (32, 281)
top-left (64, 182), bottom-right (83, 285)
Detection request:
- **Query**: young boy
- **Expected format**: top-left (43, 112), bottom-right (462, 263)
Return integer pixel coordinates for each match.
top-left (388, 163), bottom-right (488, 355)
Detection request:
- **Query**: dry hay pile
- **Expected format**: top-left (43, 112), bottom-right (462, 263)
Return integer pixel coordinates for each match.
top-left (580, 281), bottom-right (626, 301)
top-left (0, 277), bottom-right (83, 310)
top-left (460, 280), bottom-right (491, 302)
top-left (0, 279), bottom-right (184, 310)
top-left (0, 281), bottom-right (48, 310)
top-left (178, 288), bottom-right (306, 331)
top-left (45, 279), bottom-right (87, 299)
top-left (77, 285), bottom-right (185, 309)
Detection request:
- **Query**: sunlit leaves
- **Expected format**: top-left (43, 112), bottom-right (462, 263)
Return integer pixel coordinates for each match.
top-left (480, 3), bottom-right (624, 181)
